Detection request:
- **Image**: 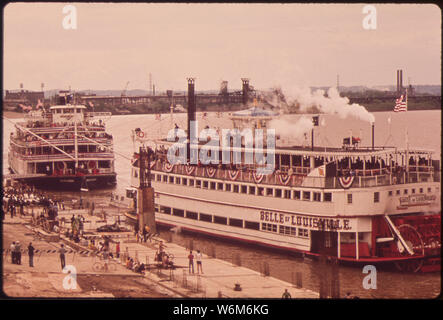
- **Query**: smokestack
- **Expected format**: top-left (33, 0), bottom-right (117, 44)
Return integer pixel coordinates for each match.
top-left (241, 78), bottom-right (249, 105)
top-left (372, 123), bottom-right (375, 150)
top-left (187, 78), bottom-right (196, 162)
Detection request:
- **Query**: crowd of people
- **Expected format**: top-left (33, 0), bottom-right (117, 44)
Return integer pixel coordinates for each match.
top-left (2, 184), bottom-right (63, 221)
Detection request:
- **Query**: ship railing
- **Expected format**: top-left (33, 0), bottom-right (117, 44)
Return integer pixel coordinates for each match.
top-left (149, 160), bottom-right (438, 189)
top-left (24, 112), bottom-right (51, 122)
top-left (11, 136), bottom-right (112, 146)
top-left (48, 167), bottom-right (113, 176)
top-left (16, 152), bottom-right (114, 161)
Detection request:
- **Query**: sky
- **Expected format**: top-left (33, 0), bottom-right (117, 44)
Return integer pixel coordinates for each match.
top-left (3, 3), bottom-right (441, 92)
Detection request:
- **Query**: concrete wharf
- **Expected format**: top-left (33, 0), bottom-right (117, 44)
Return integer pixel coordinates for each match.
top-left (2, 208), bottom-right (319, 298)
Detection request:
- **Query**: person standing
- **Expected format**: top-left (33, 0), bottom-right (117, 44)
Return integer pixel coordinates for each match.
top-left (188, 250), bottom-right (195, 274)
top-left (282, 289), bottom-right (291, 299)
top-left (59, 244), bottom-right (67, 270)
top-left (15, 241), bottom-right (22, 265)
top-left (115, 241), bottom-right (120, 259)
top-left (28, 242), bottom-right (35, 267)
top-left (142, 225), bottom-right (148, 242)
top-left (10, 242), bottom-right (16, 264)
top-left (196, 250), bottom-right (203, 274)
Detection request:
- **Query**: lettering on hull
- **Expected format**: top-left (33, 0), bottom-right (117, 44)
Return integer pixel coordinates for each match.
top-left (260, 210), bottom-right (353, 231)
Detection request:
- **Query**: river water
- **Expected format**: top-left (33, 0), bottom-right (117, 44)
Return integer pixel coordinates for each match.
top-left (2, 110), bottom-right (441, 298)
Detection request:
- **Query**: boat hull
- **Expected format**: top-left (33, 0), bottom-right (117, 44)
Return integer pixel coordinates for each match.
top-left (9, 173), bottom-right (117, 191)
top-left (153, 218), bottom-right (441, 272)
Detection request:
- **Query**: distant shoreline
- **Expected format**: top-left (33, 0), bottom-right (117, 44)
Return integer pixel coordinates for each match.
top-left (2, 108), bottom-right (440, 121)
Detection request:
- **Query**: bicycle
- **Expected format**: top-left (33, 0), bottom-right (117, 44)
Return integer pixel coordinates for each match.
top-left (92, 254), bottom-right (117, 272)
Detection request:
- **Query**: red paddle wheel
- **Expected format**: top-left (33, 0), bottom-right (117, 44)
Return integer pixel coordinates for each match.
top-left (393, 224), bottom-right (425, 273)
top-left (374, 214), bottom-right (441, 273)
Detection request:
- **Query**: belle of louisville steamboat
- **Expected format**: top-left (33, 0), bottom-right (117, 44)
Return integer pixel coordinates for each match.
top-left (126, 79), bottom-right (440, 273)
top-left (7, 93), bottom-right (117, 190)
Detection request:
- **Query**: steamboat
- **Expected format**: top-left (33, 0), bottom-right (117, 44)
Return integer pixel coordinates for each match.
top-left (125, 80), bottom-right (441, 273)
top-left (7, 93), bottom-right (117, 190)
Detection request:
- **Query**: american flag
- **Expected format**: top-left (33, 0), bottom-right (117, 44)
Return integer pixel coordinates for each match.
top-left (394, 94), bottom-right (407, 112)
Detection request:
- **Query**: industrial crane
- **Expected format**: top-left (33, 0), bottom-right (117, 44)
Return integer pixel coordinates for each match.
top-left (121, 81), bottom-right (130, 97)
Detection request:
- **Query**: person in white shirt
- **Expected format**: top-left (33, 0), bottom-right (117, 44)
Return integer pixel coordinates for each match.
top-left (196, 250), bottom-right (203, 274)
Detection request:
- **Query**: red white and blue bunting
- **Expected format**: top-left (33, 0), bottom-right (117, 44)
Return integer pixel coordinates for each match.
top-left (163, 162), bottom-right (174, 173)
top-left (149, 159), bottom-right (157, 169)
top-left (252, 171), bottom-right (264, 184)
top-left (228, 170), bottom-right (239, 181)
top-left (205, 167), bottom-right (217, 178)
top-left (338, 176), bottom-right (355, 189)
top-left (277, 173), bottom-right (292, 186)
top-left (185, 164), bottom-right (195, 175)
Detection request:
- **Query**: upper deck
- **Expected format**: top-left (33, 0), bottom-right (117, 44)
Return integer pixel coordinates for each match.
top-left (17, 104), bottom-right (111, 131)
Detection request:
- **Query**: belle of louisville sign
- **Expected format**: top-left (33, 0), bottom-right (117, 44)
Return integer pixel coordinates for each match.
top-left (259, 210), bottom-right (353, 231)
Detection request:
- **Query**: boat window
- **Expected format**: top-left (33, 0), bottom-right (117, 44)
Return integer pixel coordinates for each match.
top-left (186, 211), bottom-right (198, 220)
top-left (396, 190), bottom-right (400, 195)
top-left (169, 176), bottom-right (174, 183)
top-left (233, 185), bottom-right (239, 193)
top-left (199, 213), bottom-right (212, 222)
top-left (303, 191), bottom-right (310, 201)
top-left (404, 189), bottom-right (408, 195)
top-left (293, 190), bottom-right (301, 200)
top-left (284, 190), bottom-right (291, 199)
top-left (175, 177), bottom-right (181, 184)
top-left (324, 192), bottom-right (332, 202)
top-left (217, 182), bottom-right (223, 190)
top-left (374, 192), bottom-right (380, 203)
top-left (419, 188), bottom-right (423, 193)
top-left (411, 189), bottom-right (415, 194)
top-left (262, 223), bottom-right (277, 233)
top-left (249, 186), bottom-right (256, 195)
top-left (244, 221), bottom-right (260, 230)
top-left (162, 175), bottom-right (168, 183)
top-left (298, 228), bottom-right (309, 238)
top-left (189, 179), bottom-right (195, 186)
top-left (182, 178), bottom-right (188, 186)
top-left (427, 187), bottom-right (432, 193)
top-left (275, 189), bottom-right (282, 198)
top-left (172, 208), bottom-right (185, 217)
top-left (347, 194), bottom-right (352, 204)
top-left (210, 182), bottom-right (216, 190)
top-left (225, 183), bottom-right (231, 192)
top-left (279, 225), bottom-right (297, 236)
top-left (196, 180), bottom-right (201, 188)
top-left (258, 187), bottom-right (264, 196)
top-left (156, 174), bottom-right (161, 182)
top-left (388, 191), bottom-right (393, 197)
top-left (160, 206), bottom-right (171, 214)
top-left (266, 188), bottom-right (273, 196)
top-left (229, 218), bottom-right (243, 228)
top-left (214, 215), bottom-right (227, 225)
top-left (241, 185), bottom-right (247, 194)
top-left (203, 181), bottom-right (209, 189)
top-left (313, 192), bottom-right (321, 202)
